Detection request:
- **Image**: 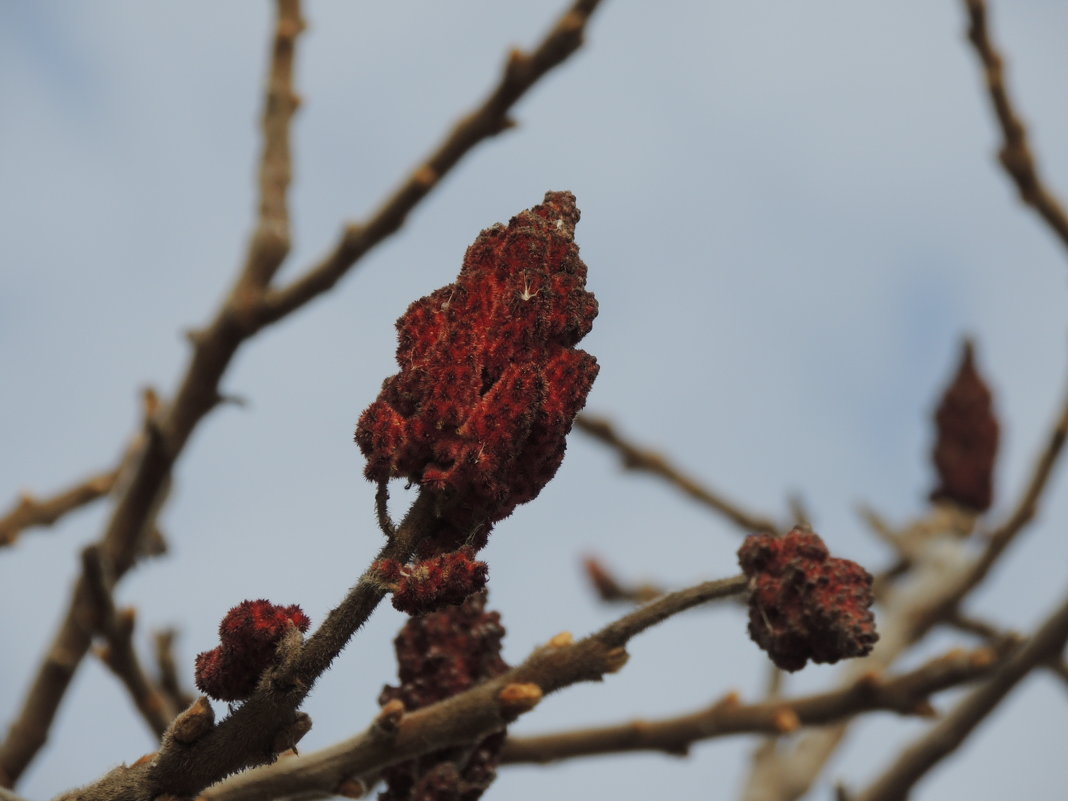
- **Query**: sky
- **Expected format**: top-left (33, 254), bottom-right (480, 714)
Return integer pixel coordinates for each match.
top-left (2, 1), bottom-right (1068, 799)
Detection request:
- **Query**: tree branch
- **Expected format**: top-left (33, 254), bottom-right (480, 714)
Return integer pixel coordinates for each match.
top-left (576, 414), bottom-right (780, 534)
top-left (500, 646), bottom-right (1009, 765)
top-left (0, 469), bottom-right (118, 548)
top-left (852, 586), bottom-right (1068, 801)
top-left (197, 575), bottom-right (748, 801)
top-left (254, 0), bottom-right (606, 326)
top-left (0, 2), bottom-right (306, 784)
top-left (1, 2), bottom-right (605, 784)
top-left (962, 0), bottom-right (1068, 254)
top-left (81, 545), bottom-right (177, 739)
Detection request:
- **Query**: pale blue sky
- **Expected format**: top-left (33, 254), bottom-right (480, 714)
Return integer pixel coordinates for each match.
top-left (2, 2), bottom-right (1067, 799)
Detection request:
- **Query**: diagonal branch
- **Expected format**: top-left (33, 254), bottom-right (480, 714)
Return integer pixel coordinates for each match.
top-left (196, 575), bottom-right (748, 801)
top-left (853, 586), bottom-right (1068, 801)
top-left (0, 2), bottom-right (306, 785)
top-left (962, 0), bottom-right (1068, 254)
top-left (500, 645), bottom-right (1009, 765)
top-left (255, 0), bottom-right (606, 326)
top-left (81, 545), bottom-right (178, 739)
top-left (0, 469), bottom-right (118, 548)
top-left (576, 414), bottom-right (780, 534)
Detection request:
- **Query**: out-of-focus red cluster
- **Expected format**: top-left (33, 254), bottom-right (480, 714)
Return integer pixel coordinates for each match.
top-left (738, 528), bottom-right (877, 672)
top-left (378, 591), bottom-right (508, 801)
top-left (930, 340), bottom-right (999, 513)
top-left (374, 547), bottom-right (488, 615)
top-left (355, 191), bottom-right (599, 556)
top-left (194, 600), bottom-right (311, 702)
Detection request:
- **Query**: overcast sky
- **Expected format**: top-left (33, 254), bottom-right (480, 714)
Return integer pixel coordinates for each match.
top-left (2, 2), bottom-right (1068, 799)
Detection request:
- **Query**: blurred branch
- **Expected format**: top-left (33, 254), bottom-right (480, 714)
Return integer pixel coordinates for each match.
top-left (0, 468), bottom-right (118, 548)
top-left (81, 545), bottom-right (177, 739)
top-left (500, 646), bottom-right (1007, 765)
top-left (582, 555), bottom-right (664, 604)
top-left (962, 0), bottom-right (1068, 255)
top-left (2, 0), bottom-right (608, 786)
top-left (198, 575), bottom-right (748, 801)
top-left (576, 414), bottom-right (779, 534)
top-left (0, 1), bottom-right (306, 784)
top-left (741, 375), bottom-right (1068, 801)
top-left (853, 587), bottom-right (1068, 801)
top-left (255, 0), bottom-right (607, 325)
top-left (153, 629), bottom-right (197, 712)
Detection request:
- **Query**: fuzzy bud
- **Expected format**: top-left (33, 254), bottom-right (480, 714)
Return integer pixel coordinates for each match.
top-left (375, 547), bottom-right (488, 615)
top-left (378, 591), bottom-right (508, 801)
top-left (738, 528), bottom-right (877, 672)
top-left (930, 340), bottom-right (999, 512)
top-left (355, 191), bottom-right (598, 554)
top-left (194, 600), bottom-right (311, 702)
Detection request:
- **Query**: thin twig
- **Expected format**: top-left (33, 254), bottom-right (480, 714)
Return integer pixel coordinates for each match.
top-left (198, 575), bottom-right (748, 801)
top-left (153, 630), bottom-right (196, 712)
top-left (82, 546), bottom-right (177, 739)
top-left (582, 555), bottom-right (663, 604)
top-left (853, 587), bottom-right (1068, 801)
top-left (0, 469), bottom-right (118, 548)
top-left (576, 414), bottom-right (779, 534)
top-left (0, 2), bottom-right (603, 782)
top-left (0, 2), bottom-right (306, 785)
top-left (741, 376), bottom-right (1068, 801)
top-left (255, 0), bottom-right (606, 326)
top-left (962, 0), bottom-right (1068, 253)
top-left (52, 491), bottom-right (437, 800)
top-left (500, 646), bottom-right (1008, 765)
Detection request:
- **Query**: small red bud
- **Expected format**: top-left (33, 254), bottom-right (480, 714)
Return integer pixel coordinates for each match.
top-left (194, 600), bottom-right (311, 702)
top-left (738, 528), bottom-right (877, 672)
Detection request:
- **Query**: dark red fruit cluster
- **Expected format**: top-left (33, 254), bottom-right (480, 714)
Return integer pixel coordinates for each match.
top-left (194, 600), bottom-right (311, 702)
top-left (356, 191), bottom-right (599, 554)
top-left (379, 591), bottom-right (509, 801)
top-left (930, 340), bottom-right (999, 513)
top-left (738, 528), bottom-right (877, 672)
top-left (375, 547), bottom-right (488, 615)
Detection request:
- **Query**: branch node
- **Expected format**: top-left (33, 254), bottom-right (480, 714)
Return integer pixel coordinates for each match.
top-left (372, 699), bottom-right (406, 736)
top-left (497, 682), bottom-right (543, 719)
top-left (168, 696), bottom-right (216, 745)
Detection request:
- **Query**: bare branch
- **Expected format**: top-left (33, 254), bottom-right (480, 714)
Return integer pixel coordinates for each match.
top-left (582, 555), bottom-right (664, 604)
top-left (255, 0), bottom-right (606, 325)
top-left (853, 587), bottom-right (1068, 801)
top-left (153, 630), bottom-right (196, 713)
top-left (576, 414), bottom-right (779, 534)
top-left (0, 469), bottom-right (118, 548)
top-left (0, 2), bottom-right (306, 782)
top-left (962, 0), bottom-right (1068, 254)
top-left (1, 2), bottom-right (604, 782)
top-left (199, 575), bottom-right (748, 801)
top-left (81, 546), bottom-right (177, 739)
top-left (500, 646), bottom-right (1008, 765)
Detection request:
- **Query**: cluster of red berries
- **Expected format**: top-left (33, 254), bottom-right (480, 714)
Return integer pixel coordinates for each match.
top-left (738, 528), bottom-right (877, 672)
top-left (374, 547), bottom-right (488, 615)
top-left (355, 191), bottom-right (599, 557)
top-left (194, 600), bottom-right (310, 702)
top-left (378, 591), bottom-right (509, 801)
top-left (930, 340), bottom-right (999, 513)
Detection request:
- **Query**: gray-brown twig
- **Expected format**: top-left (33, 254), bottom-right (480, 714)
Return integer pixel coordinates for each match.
top-left (576, 414), bottom-right (779, 534)
top-left (197, 575), bottom-right (748, 801)
top-left (254, 0), bottom-right (606, 327)
top-left (0, 469), bottom-right (118, 548)
top-left (962, 0), bottom-right (1068, 254)
top-left (0, 0), bottom-right (603, 786)
top-left (81, 545), bottom-right (177, 739)
top-left (852, 587), bottom-right (1068, 801)
top-left (51, 491), bottom-right (437, 801)
top-left (500, 646), bottom-right (1009, 765)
